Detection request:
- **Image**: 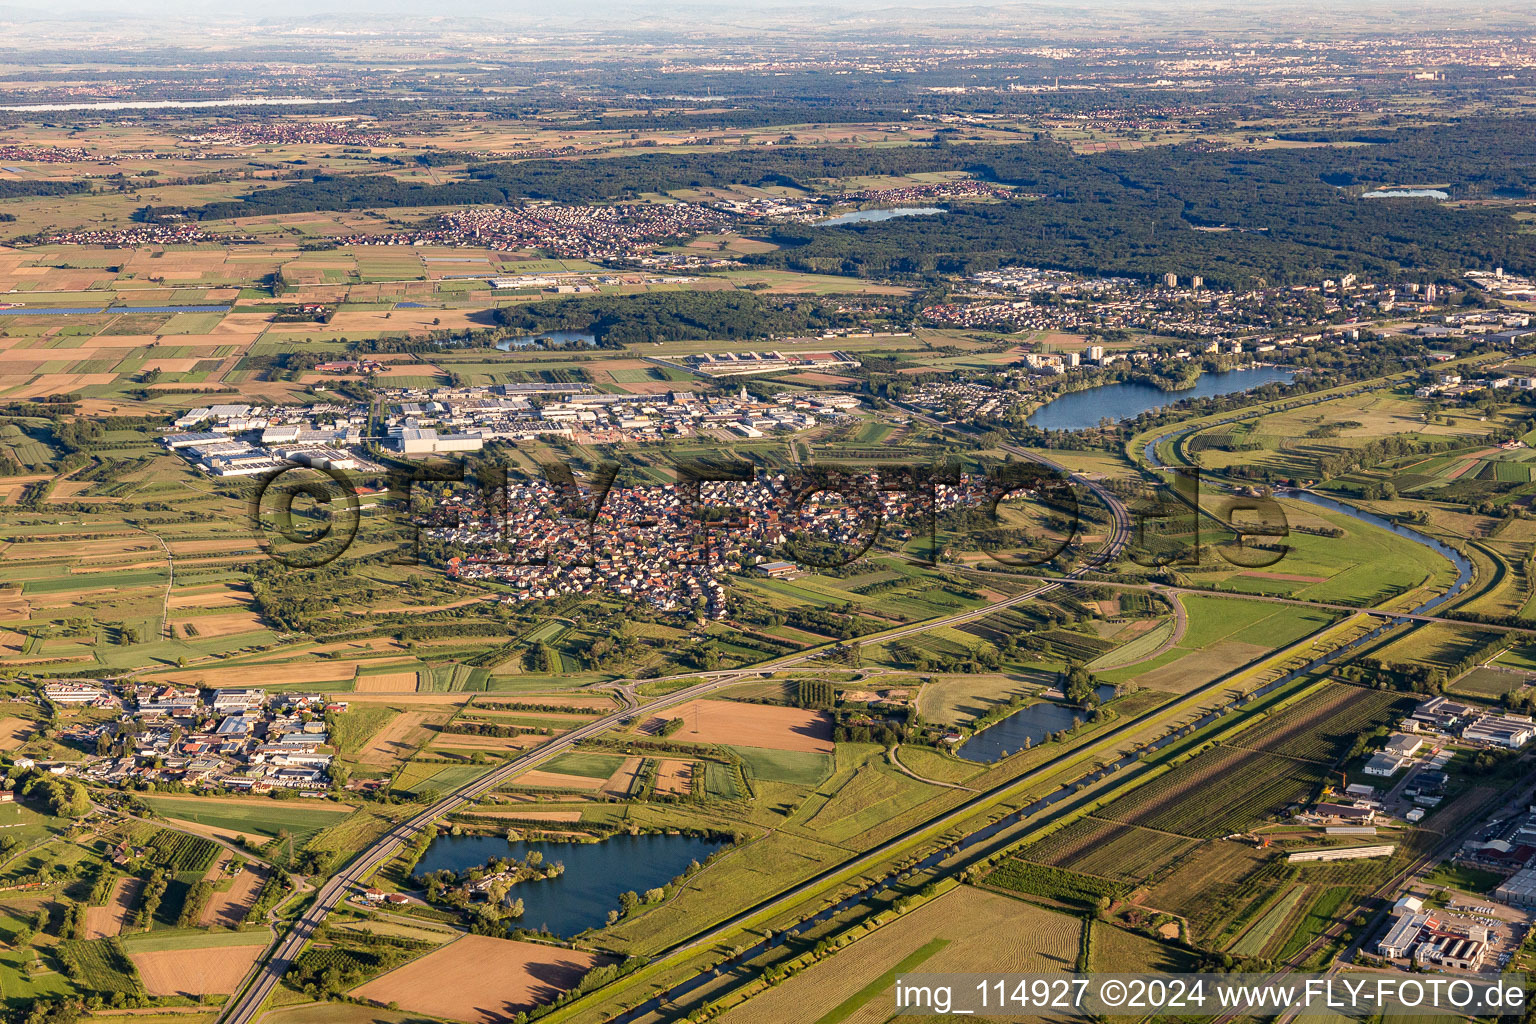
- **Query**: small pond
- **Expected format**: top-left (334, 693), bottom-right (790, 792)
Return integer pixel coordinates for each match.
top-left (414, 832), bottom-right (728, 937)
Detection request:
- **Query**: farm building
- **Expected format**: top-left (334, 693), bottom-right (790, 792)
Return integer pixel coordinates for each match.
top-left (755, 560), bottom-right (803, 578)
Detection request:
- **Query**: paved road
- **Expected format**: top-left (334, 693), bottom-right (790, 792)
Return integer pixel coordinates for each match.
top-left (219, 455), bottom-right (1132, 1024)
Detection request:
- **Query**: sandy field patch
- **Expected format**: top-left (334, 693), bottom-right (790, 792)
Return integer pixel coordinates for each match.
top-left (779, 371), bottom-right (859, 386)
top-left (150, 660), bottom-right (363, 687)
top-left (366, 596), bottom-right (494, 615)
top-left (156, 815), bottom-right (280, 848)
top-left (719, 886), bottom-right (1078, 1024)
top-left (614, 379), bottom-right (687, 395)
top-left (352, 934), bottom-right (611, 1023)
top-left (0, 716), bottom-right (33, 750)
top-left (72, 559), bottom-right (167, 574)
top-left (166, 584), bottom-right (252, 610)
top-left (0, 631), bottom-right (24, 654)
top-left (641, 699), bottom-right (833, 753)
top-left (172, 610), bottom-right (266, 640)
top-left (132, 944), bottom-right (267, 997)
top-left (431, 732), bottom-right (551, 751)
top-left (355, 670), bottom-right (421, 693)
top-left (311, 637), bottom-right (408, 656)
top-left (44, 480), bottom-right (93, 501)
top-left (358, 712), bottom-right (438, 766)
top-left (477, 694), bottom-right (614, 709)
top-left (508, 768), bottom-right (606, 790)
top-left (341, 691), bottom-right (477, 705)
top-left (473, 708), bottom-right (598, 722)
top-left (150, 789), bottom-right (353, 812)
top-left (600, 756), bottom-right (643, 798)
top-left (9, 373), bottom-right (118, 399)
top-left (25, 584), bottom-right (162, 610)
top-left (654, 759), bottom-right (694, 796)
top-left (158, 657), bottom-right (337, 685)
top-left (200, 861), bottom-right (268, 928)
top-left (166, 538), bottom-right (264, 556)
top-left (11, 537), bottom-right (155, 559)
top-left (372, 362), bottom-right (444, 378)
top-left (83, 876), bottom-right (141, 940)
top-left (322, 308), bottom-right (485, 332)
top-left (465, 809), bottom-right (584, 823)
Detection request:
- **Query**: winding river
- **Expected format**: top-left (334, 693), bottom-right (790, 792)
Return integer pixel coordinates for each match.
top-left (1142, 419), bottom-right (1474, 616)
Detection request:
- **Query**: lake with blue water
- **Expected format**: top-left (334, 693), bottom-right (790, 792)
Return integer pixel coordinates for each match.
top-left (495, 329), bottom-right (598, 351)
top-left (414, 832), bottom-right (727, 936)
top-left (818, 206), bottom-right (944, 226)
top-left (955, 685), bottom-right (1117, 763)
top-left (1025, 366), bottom-right (1295, 431)
top-left (1362, 189), bottom-right (1449, 199)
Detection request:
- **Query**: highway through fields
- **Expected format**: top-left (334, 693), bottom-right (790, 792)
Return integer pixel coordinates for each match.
top-left (218, 455), bottom-right (1133, 1024)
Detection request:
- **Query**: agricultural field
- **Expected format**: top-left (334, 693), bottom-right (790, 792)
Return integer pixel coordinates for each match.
top-left (916, 672), bottom-right (1044, 728)
top-left (717, 886), bottom-right (1080, 1024)
top-left (1095, 744), bottom-right (1327, 838)
top-left (351, 935), bottom-right (613, 1023)
top-left (1096, 595), bottom-right (1337, 693)
top-left (141, 795), bottom-right (354, 849)
top-left (124, 931), bottom-right (268, 997)
top-left (639, 699), bottom-right (834, 753)
top-left (1016, 817), bottom-right (1200, 883)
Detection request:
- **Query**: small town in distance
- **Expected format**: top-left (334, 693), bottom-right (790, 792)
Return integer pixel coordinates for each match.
top-left (7, 2), bottom-right (1536, 1023)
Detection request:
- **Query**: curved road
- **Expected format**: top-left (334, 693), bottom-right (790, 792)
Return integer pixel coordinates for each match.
top-left (220, 456), bottom-right (1131, 1024)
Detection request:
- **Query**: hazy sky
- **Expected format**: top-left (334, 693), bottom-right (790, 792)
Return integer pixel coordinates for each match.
top-left (0, 0), bottom-right (1520, 40)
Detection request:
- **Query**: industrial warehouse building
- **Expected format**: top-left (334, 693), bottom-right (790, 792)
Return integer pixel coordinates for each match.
top-left (1495, 866), bottom-right (1536, 907)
